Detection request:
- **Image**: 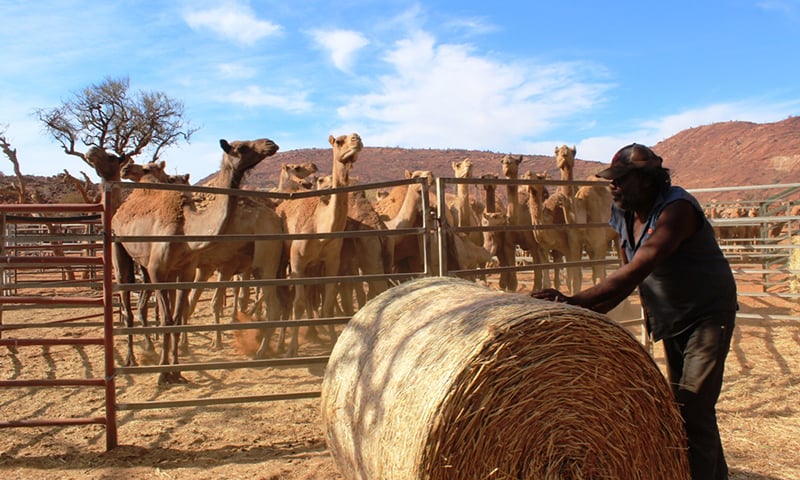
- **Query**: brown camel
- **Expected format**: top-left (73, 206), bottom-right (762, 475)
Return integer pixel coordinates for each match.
top-left (86, 147), bottom-right (155, 365)
top-left (185, 163), bottom-right (317, 353)
top-left (276, 133), bottom-right (362, 356)
top-left (528, 172), bottom-right (582, 294)
top-left (95, 138), bottom-right (279, 384)
top-left (118, 159), bottom-right (186, 346)
top-left (314, 174), bottom-right (390, 316)
top-left (121, 160), bottom-right (191, 185)
top-left (379, 170), bottom-right (434, 275)
top-left (499, 154), bottom-right (541, 292)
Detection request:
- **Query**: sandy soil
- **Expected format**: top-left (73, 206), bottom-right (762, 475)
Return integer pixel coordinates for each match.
top-left (1, 275), bottom-right (798, 480)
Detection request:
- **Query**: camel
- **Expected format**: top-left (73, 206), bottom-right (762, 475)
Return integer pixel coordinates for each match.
top-left (573, 176), bottom-right (618, 285)
top-left (481, 211), bottom-right (506, 269)
top-left (276, 133), bottom-right (362, 357)
top-left (528, 172), bottom-right (582, 294)
top-left (92, 138), bottom-right (279, 384)
top-left (118, 159), bottom-right (188, 343)
top-left (480, 173), bottom-right (505, 214)
top-left (314, 174), bottom-right (390, 316)
top-left (274, 162), bottom-right (318, 193)
top-left (499, 154), bottom-right (541, 292)
top-left (554, 145), bottom-right (578, 221)
top-left (447, 158), bottom-right (483, 246)
top-left (553, 145), bottom-right (614, 288)
top-left (121, 160), bottom-right (191, 185)
top-left (378, 170), bottom-right (434, 276)
top-left (86, 147), bottom-right (154, 365)
top-left (184, 163), bottom-right (318, 353)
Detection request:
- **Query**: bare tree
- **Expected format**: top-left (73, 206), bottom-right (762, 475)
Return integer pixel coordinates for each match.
top-left (1, 125), bottom-right (27, 203)
top-left (34, 76), bottom-right (198, 167)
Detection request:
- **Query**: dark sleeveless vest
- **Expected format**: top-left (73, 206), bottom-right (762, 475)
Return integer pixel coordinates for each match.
top-left (609, 186), bottom-right (737, 340)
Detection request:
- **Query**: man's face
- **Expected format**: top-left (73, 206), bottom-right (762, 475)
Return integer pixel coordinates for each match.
top-left (610, 171), bottom-right (651, 211)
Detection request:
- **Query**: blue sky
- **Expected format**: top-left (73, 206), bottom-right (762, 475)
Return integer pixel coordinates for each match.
top-left (1, 0), bottom-right (799, 182)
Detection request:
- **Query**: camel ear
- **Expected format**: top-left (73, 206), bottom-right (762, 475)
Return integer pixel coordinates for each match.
top-left (554, 146), bottom-right (559, 154)
top-left (572, 145), bottom-right (577, 154)
top-left (220, 139), bottom-right (232, 153)
top-left (329, 134), bottom-right (336, 146)
top-left (405, 169), bottom-right (412, 179)
top-left (159, 160), bottom-right (166, 169)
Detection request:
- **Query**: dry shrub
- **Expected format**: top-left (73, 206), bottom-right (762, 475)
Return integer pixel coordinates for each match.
top-left (322, 276), bottom-right (689, 480)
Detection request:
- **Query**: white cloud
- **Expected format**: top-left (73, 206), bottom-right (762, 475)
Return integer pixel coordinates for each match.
top-left (217, 62), bottom-right (257, 79)
top-left (309, 29), bottom-right (369, 73)
top-left (337, 31), bottom-right (612, 151)
top-left (183, 2), bottom-right (281, 46)
top-left (226, 85), bottom-right (312, 113)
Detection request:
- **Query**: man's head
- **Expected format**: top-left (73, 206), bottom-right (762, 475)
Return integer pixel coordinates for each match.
top-left (596, 143), bottom-right (663, 180)
top-left (599, 143), bottom-right (672, 211)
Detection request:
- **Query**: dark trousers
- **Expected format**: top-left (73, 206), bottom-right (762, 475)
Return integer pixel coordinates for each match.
top-left (662, 311), bottom-right (735, 480)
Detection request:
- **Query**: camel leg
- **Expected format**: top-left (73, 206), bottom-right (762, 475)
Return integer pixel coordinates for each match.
top-left (114, 245), bottom-right (147, 366)
top-left (209, 286), bottom-right (225, 350)
top-left (287, 282), bottom-right (306, 357)
top-left (253, 285), bottom-right (280, 359)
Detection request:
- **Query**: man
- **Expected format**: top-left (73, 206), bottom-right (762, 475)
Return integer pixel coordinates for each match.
top-left (531, 143), bottom-right (737, 480)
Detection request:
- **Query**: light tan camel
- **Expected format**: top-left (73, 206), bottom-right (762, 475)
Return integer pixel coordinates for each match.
top-left (96, 138), bottom-right (279, 384)
top-left (554, 145), bottom-right (577, 219)
top-left (528, 172), bottom-right (582, 294)
top-left (275, 162), bottom-right (318, 192)
top-left (553, 145), bottom-right (613, 288)
top-left (314, 174), bottom-right (390, 316)
top-left (499, 154), bottom-right (541, 292)
top-left (573, 176), bottom-right (618, 285)
top-left (447, 158), bottom-right (483, 246)
top-left (481, 211), bottom-right (506, 265)
top-left (118, 159), bottom-right (186, 345)
top-left (276, 133), bottom-right (362, 357)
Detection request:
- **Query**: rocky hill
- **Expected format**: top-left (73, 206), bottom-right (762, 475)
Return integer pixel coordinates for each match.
top-left (235, 117), bottom-right (800, 203)
top-left (3, 117), bottom-right (799, 204)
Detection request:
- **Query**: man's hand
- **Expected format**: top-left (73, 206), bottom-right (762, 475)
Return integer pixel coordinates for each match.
top-left (530, 288), bottom-right (571, 303)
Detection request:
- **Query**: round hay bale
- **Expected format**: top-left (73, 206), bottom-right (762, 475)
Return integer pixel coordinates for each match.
top-left (321, 276), bottom-right (689, 480)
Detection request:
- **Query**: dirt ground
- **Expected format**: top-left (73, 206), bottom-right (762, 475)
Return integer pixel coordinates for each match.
top-left (1, 273), bottom-right (799, 480)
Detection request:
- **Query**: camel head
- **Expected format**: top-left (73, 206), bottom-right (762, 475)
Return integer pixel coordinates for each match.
top-left (329, 133), bottom-right (363, 166)
top-left (501, 154), bottom-right (523, 178)
top-left (121, 160), bottom-right (170, 183)
top-left (529, 172), bottom-right (551, 201)
top-left (482, 211), bottom-right (507, 226)
top-left (85, 146), bottom-right (131, 182)
top-left (452, 158), bottom-right (473, 178)
top-left (219, 138), bottom-right (280, 173)
top-left (169, 173), bottom-right (191, 185)
top-left (555, 145), bottom-right (576, 170)
top-left (284, 162), bottom-right (318, 179)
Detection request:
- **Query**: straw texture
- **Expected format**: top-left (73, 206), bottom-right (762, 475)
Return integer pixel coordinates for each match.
top-left (321, 276), bottom-right (689, 480)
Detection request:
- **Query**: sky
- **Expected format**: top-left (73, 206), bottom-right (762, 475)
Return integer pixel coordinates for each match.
top-left (1, 0), bottom-right (799, 183)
